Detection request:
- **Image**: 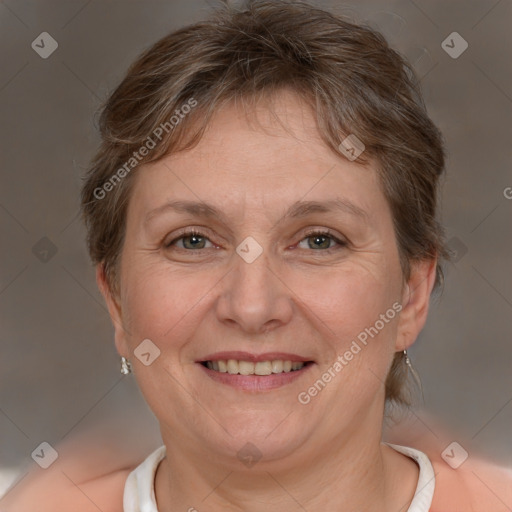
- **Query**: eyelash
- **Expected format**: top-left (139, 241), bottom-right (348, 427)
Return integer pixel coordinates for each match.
top-left (164, 228), bottom-right (347, 253)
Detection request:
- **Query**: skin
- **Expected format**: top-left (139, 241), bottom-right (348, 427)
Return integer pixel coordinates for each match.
top-left (98, 89), bottom-right (437, 511)
top-left (3, 416), bottom-right (511, 511)
top-left (0, 89), bottom-right (437, 511)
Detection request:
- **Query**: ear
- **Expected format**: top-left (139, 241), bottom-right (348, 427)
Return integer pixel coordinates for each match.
top-left (96, 264), bottom-right (130, 357)
top-left (395, 258), bottom-right (437, 352)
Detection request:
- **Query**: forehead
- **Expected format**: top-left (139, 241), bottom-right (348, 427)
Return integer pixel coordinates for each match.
top-left (128, 90), bottom-right (386, 223)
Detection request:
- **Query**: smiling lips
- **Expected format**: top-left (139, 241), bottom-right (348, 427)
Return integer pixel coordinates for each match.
top-left (197, 351), bottom-right (314, 389)
top-left (204, 359), bottom-right (305, 375)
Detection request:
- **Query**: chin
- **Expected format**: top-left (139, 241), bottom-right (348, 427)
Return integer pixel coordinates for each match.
top-left (200, 415), bottom-right (312, 465)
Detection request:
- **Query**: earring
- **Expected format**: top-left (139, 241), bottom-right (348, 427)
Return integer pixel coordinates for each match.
top-left (120, 356), bottom-right (132, 375)
top-left (403, 349), bottom-right (412, 368)
top-left (403, 349), bottom-right (423, 400)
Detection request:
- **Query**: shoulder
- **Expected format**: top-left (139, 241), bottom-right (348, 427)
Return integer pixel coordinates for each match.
top-left (80, 468), bottom-right (133, 512)
top-left (384, 413), bottom-right (512, 511)
top-left (0, 466), bottom-right (133, 512)
top-left (429, 453), bottom-right (512, 512)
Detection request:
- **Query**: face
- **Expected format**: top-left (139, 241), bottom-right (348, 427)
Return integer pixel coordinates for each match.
top-left (99, 90), bottom-right (434, 466)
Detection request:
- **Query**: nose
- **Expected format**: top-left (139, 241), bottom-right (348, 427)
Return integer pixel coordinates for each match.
top-left (215, 247), bottom-right (294, 335)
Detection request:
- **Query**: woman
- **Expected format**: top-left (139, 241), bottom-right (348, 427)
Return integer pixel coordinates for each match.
top-left (3, 1), bottom-right (511, 510)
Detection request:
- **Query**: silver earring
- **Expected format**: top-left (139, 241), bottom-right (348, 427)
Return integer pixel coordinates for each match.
top-left (403, 349), bottom-right (423, 400)
top-left (120, 356), bottom-right (132, 375)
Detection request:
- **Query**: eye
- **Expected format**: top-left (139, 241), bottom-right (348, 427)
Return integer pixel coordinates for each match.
top-left (164, 228), bottom-right (347, 253)
top-left (165, 229), bottom-right (214, 250)
top-left (298, 230), bottom-right (347, 251)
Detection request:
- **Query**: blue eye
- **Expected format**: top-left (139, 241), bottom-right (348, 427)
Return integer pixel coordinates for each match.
top-left (165, 229), bottom-right (346, 252)
top-left (166, 230), bottom-right (213, 250)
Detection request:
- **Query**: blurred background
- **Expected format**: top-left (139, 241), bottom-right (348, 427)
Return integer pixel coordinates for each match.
top-left (1, 0), bottom-right (511, 499)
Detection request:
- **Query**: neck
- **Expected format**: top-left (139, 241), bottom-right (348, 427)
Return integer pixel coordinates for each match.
top-left (155, 405), bottom-right (418, 511)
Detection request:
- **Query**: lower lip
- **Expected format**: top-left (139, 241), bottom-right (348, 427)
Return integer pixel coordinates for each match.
top-left (197, 363), bottom-right (314, 391)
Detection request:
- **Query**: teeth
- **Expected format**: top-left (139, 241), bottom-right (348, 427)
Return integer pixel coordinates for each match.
top-left (255, 361), bottom-right (273, 375)
top-left (204, 359), bottom-right (306, 375)
top-left (271, 360), bottom-right (283, 373)
top-left (239, 360), bottom-right (254, 375)
top-left (227, 359), bottom-right (238, 374)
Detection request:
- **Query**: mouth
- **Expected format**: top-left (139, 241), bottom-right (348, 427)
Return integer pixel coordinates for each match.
top-left (200, 359), bottom-right (312, 375)
top-left (196, 352), bottom-right (315, 391)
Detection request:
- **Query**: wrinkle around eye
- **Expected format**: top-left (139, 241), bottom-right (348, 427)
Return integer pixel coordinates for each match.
top-left (160, 230), bottom-right (351, 264)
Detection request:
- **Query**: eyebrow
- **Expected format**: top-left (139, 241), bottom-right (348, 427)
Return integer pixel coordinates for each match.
top-left (144, 198), bottom-right (368, 226)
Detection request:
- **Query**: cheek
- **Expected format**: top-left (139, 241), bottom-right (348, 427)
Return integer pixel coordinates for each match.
top-left (298, 269), bottom-right (401, 409)
top-left (295, 266), bottom-right (402, 405)
top-left (120, 261), bottom-right (215, 344)
top-left (297, 264), bottom-right (400, 337)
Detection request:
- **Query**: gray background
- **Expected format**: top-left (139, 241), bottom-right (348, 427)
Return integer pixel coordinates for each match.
top-left (1, 0), bottom-right (511, 498)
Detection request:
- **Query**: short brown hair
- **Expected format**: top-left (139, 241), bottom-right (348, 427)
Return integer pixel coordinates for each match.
top-left (81, 0), bottom-right (447, 406)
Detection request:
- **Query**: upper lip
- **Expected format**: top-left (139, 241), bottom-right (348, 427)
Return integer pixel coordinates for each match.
top-left (197, 351), bottom-right (313, 363)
